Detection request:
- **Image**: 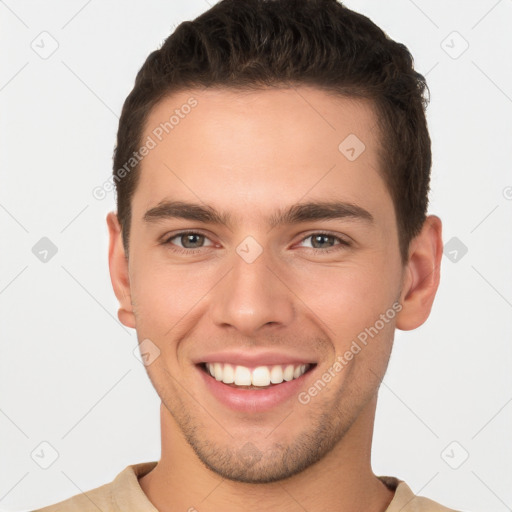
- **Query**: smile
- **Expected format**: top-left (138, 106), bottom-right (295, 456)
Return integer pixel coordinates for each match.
top-left (200, 362), bottom-right (314, 388)
top-left (197, 361), bottom-right (317, 413)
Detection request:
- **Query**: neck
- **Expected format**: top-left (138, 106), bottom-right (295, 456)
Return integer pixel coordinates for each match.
top-left (139, 395), bottom-right (394, 512)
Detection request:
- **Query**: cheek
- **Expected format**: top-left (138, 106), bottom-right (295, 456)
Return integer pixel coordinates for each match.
top-left (294, 258), bottom-right (400, 339)
top-left (130, 257), bottom-right (212, 332)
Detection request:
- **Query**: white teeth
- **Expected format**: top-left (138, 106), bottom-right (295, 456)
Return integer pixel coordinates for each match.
top-left (222, 363), bottom-right (235, 383)
top-left (204, 362), bottom-right (311, 387)
top-left (234, 365), bottom-right (252, 385)
top-left (251, 366), bottom-right (271, 386)
top-left (283, 364), bottom-right (295, 381)
top-left (269, 365), bottom-right (284, 384)
top-left (214, 362), bottom-right (223, 381)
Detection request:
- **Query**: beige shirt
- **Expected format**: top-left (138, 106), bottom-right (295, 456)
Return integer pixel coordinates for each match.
top-left (33, 461), bottom-right (459, 512)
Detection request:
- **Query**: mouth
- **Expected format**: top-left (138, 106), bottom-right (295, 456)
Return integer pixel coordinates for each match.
top-left (196, 361), bottom-right (318, 413)
top-left (198, 362), bottom-right (316, 389)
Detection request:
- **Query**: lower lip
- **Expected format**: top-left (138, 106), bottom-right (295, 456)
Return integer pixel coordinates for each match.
top-left (197, 364), bottom-right (316, 413)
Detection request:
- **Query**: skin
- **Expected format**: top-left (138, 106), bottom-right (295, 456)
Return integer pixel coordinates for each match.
top-left (107, 86), bottom-right (443, 512)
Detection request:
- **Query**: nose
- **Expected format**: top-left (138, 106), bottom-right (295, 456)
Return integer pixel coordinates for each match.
top-left (209, 246), bottom-right (296, 336)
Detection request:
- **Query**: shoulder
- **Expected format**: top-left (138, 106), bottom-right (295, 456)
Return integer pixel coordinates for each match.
top-left (32, 461), bottom-right (158, 512)
top-left (32, 480), bottom-right (115, 512)
top-left (380, 476), bottom-right (463, 512)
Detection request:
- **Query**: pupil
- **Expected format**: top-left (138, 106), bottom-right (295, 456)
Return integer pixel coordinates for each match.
top-left (183, 234), bottom-right (203, 248)
top-left (313, 234), bottom-right (332, 248)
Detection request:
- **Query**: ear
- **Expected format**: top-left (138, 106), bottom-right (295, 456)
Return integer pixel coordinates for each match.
top-left (106, 212), bottom-right (136, 329)
top-left (395, 215), bottom-right (443, 331)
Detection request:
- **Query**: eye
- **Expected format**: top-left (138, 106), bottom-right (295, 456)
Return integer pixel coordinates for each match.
top-left (298, 232), bottom-right (351, 252)
top-left (161, 230), bottom-right (351, 255)
top-left (163, 231), bottom-right (215, 253)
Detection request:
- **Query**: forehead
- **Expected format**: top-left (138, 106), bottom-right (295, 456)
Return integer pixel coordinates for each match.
top-left (132, 86), bottom-right (392, 228)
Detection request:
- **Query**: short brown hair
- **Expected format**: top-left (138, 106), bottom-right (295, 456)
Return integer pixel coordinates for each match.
top-left (113, 0), bottom-right (431, 263)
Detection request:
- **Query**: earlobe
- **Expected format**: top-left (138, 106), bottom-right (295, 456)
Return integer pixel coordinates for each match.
top-left (395, 215), bottom-right (443, 331)
top-left (106, 212), bottom-right (136, 329)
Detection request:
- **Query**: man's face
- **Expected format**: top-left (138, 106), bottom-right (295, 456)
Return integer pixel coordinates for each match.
top-left (123, 87), bottom-right (405, 482)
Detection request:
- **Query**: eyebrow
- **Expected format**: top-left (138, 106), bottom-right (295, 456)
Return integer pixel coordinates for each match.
top-left (143, 199), bottom-right (374, 229)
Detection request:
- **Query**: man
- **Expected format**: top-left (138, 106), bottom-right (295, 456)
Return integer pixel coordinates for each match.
top-left (35, 0), bottom-right (458, 510)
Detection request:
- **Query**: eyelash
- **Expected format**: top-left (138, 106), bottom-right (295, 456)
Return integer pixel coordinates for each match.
top-left (162, 230), bottom-right (351, 255)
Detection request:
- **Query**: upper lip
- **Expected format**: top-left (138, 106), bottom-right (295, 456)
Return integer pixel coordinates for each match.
top-left (193, 350), bottom-right (317, 368)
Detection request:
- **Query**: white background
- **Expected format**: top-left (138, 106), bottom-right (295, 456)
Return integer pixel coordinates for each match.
top-left (1, 1), bottom-right (511, 511)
